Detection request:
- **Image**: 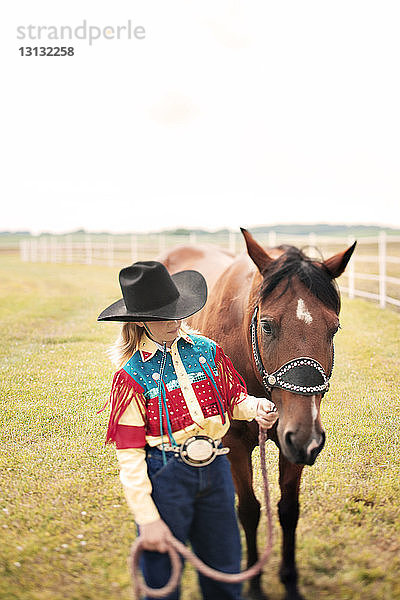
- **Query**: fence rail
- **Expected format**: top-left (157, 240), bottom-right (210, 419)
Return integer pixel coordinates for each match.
top-left (19, 231), bottom-right (400, 310)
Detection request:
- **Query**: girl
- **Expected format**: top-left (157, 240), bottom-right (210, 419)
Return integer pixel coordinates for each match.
top-left (98, 260), bottom-right (278, 600)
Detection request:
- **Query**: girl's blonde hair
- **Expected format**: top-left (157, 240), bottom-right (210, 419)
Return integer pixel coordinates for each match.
top-left (108, 321), bottom-right (195, 370)
top-left (108, 322), bottom-right (143, 370)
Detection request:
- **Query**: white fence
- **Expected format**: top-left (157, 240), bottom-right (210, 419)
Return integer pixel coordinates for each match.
top-left (20, 231), bottom-right (400, 310)
top-left (340, 232), bottom-right (400, 309)
top-left (19, 232), bottom-right (238, 266)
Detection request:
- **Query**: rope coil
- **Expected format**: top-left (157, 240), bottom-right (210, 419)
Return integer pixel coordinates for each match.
top-left (130, 428), bottom-right (273, 599)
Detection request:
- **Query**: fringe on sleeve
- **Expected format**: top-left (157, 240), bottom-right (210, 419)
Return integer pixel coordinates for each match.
top-left (214, 344), bottom-right (248, 417)
top-left (104, 370), bottom-right (146, 444)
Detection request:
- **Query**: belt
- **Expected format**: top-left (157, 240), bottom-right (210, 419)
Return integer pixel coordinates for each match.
top-left (156, 435), bottom-right (230, 467)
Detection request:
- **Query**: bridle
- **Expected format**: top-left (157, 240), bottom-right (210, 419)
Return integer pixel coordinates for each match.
top-left (250, 306), bottom-right (333, 399)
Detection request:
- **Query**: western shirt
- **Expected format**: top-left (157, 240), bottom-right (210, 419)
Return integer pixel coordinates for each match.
top-left (107, 330), bottom-right (259, 524)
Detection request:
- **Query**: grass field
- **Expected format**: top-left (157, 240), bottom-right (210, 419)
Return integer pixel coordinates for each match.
top-left (0, 256), bottom-right (399, 600)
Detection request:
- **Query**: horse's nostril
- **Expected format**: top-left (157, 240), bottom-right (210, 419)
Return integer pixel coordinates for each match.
top-left (306, 432), bottom-right (326, 463)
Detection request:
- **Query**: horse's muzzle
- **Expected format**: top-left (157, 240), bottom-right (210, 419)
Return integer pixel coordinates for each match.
top-left (284, 429), bottom-right (326, 466)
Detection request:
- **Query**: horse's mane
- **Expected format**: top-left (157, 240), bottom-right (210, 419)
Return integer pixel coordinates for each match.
top-left (260, 245), bottom-right (341, 314)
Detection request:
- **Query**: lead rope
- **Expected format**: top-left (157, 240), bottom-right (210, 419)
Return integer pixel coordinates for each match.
top-left (129, 428), bottom-right (273, 599)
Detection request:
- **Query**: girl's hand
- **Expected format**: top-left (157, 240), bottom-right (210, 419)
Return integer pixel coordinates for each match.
top-left (140, 518), bottom-right (173, 553)
top-left (255, 398), bottom-right (278, 430)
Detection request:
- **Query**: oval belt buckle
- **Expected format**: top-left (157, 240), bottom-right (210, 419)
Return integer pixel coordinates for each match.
top-left (180, 436), bottom-right (217, 467)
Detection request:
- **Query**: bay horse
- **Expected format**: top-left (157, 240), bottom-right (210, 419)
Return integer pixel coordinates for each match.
top-left (161, 229), bottom-right (356, 600)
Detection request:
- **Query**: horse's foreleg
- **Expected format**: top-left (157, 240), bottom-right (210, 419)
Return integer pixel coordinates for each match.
top-left (228, 438), bottom-right (267, 600)
top-left (278, 451), bottom-right (305, 600)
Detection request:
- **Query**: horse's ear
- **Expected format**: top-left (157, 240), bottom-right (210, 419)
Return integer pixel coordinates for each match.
top-left (323, 242), bottom-right (357, 279)
top-left (241, 228), bottom-right (274, 273)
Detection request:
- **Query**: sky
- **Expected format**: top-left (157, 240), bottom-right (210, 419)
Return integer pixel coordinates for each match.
top-left (2, 1), bottom-right (400, 234)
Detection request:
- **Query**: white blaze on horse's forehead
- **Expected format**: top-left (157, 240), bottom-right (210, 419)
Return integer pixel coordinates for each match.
top-left (296, 298), bottom-right (313, 324)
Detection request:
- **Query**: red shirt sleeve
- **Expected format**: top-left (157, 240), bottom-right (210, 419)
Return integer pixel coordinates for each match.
top-left (105, 369), bottom-right (146, 445)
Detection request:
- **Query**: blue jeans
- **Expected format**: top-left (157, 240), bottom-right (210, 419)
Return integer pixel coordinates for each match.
top-left (139, 446), bottom-right (243, 600)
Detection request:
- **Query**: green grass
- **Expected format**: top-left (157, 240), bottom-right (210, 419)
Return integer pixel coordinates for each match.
top-left (1, 256), bottom-right (399, 600)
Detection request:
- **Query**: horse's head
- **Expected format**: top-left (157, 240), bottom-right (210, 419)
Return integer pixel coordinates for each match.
top-left (242, 229), bottom-right (356, 466)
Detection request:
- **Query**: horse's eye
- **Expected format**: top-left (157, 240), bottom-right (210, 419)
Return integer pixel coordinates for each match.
top-left (261, 321), bottom-right (273, 335)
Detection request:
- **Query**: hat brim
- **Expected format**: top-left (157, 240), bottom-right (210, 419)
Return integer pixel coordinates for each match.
top-left (97, 270), bottom-right (207, 322)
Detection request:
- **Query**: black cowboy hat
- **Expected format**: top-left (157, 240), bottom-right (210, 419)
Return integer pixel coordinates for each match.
top-left (97, 261), bottom-right (207, 322)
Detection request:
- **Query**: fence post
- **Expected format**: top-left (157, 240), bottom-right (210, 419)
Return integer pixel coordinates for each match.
top-left (308, 232), bottom-right (316, 245)
top-left (131, 234), bottom-right (137, 262)
top-left (308, 232), bottom-right (318, 258)
top-left (29, 238), bottom-right (38, 262)
top-left (39, 237), bottom-right (46, 262)
top-left (268, 231), bottom-right (277, 248)
top-left (66, 235), bottom-right (73, 263)
top-left (379, 231), bottom-right (387, 308)
top-left (347, 236), bottom-right (355, 299)
top-left (229, 231), bottom-right (236, 254)
top-left (85, 234), bottom-right (92, 265)
top-left (107, 235), bottom-right (114, 266)
top-left (20, 240), bottom-right (28, 261)
top-left (50, 237), bottom-right (57, 263)
top-left (158, 233), bottom-right (166, 256)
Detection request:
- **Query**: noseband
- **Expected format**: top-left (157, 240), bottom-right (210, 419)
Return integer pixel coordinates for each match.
top-left (250, 307), bottom-right (333, 398)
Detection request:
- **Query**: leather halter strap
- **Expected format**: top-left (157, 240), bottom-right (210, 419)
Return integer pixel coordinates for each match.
top-left (250, 307), bottom-right (332, 398)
